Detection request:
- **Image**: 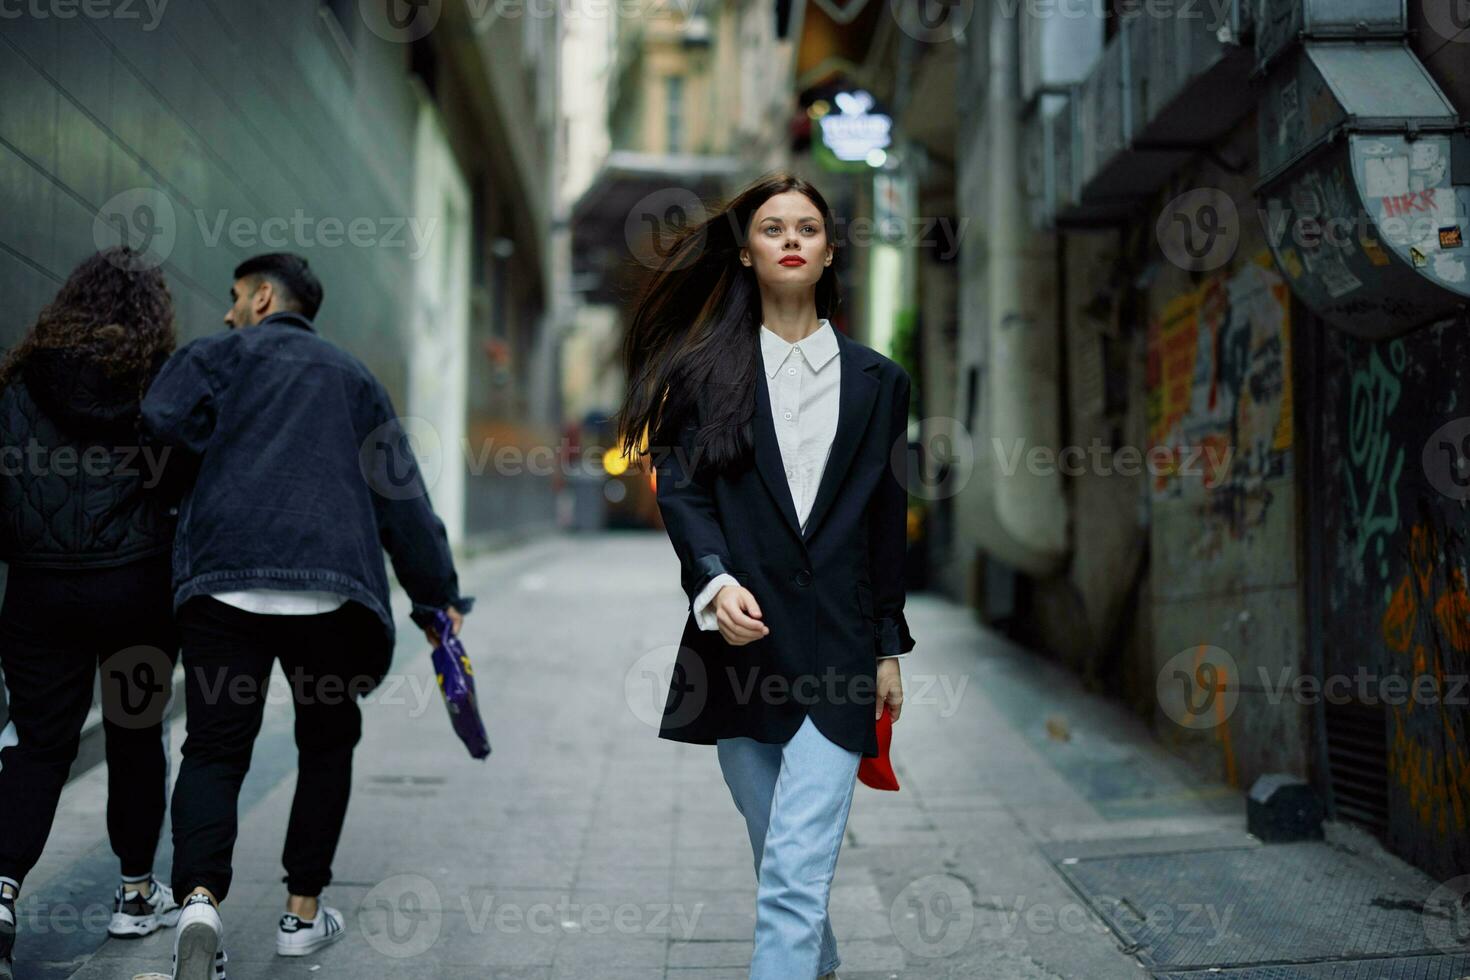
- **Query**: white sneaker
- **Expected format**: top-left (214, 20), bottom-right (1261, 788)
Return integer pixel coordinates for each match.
top-left (0, 896), bottom-right (15, 980)
top-left (108, 878), bottom-right (182, 938)
top-left (275, 904), bottom-right (345, 957)
top-left (171, 893), bottom-right (227, 980)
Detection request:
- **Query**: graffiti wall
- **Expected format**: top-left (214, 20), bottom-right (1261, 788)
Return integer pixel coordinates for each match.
top-left (1149, 253), bottom-right (1306, 786)
top-left (1320, 319), bottom-right (1470, 881)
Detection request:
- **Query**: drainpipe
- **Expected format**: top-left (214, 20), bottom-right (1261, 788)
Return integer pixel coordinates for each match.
top-left (985, 2), bottom-right (1069, 574)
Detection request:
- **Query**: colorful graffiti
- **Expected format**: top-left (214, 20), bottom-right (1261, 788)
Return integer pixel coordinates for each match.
top-left (1344, 338), bottom-right (1407, 595)
top-left (1322, 318), bottom-right (1470, 882)
top-left (1378, 515), bottom-right (1470, 841)
top-left (1146, 254), bottom-right (1294, 544)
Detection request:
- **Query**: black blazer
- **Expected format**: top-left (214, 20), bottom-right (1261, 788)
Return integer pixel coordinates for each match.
top-left (654, 328), bottom-right (914, 757)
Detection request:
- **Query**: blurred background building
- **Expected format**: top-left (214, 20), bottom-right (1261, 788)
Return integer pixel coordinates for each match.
top-left (0, 0), bottom-right (563, 548)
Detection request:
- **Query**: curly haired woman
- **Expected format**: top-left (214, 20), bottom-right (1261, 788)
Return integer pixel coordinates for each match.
top-left (0, 247), bottom-right (185, 980)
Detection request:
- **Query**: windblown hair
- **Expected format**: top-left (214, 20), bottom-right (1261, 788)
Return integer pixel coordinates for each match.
top-left (0, 246), bottom-right (177, 400)
top-left (617, 172), bottom-right (842, 474)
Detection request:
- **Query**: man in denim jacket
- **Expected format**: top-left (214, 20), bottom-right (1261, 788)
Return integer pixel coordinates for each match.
top-left (141, 253), bottom-right (473, 977)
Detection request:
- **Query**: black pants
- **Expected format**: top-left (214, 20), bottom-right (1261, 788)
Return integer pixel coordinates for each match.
top-left (168, 595), bottom-right (392, 904)
top-left (0, 553), bottom-right (180, 891)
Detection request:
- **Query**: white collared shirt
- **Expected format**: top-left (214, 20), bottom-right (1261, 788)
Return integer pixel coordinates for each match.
top-left (692, 319), bottom-right (904, 658)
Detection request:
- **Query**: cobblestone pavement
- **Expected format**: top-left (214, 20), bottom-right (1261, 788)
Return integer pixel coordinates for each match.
top-left (12, 532), bottom-right (1444, 980)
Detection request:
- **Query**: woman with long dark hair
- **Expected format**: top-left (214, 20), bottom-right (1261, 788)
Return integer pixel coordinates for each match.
top-left (0, 247), bottom-right (184, 979)
top-left (620, 172), bottom-right (914, 980)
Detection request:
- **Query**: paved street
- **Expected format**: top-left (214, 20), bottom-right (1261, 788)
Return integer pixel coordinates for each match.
top-left (11, 533), bottom-right (1455, 980)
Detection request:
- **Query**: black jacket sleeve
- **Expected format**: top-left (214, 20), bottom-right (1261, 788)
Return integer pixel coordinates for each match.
top-left (654, 416), bottom-right (735, 608)
top-left (869, 369), bottom-right (915, 657)
top-left (362, 380), bottom-right (475, 629)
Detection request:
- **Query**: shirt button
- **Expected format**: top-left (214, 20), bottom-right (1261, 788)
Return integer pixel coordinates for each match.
top-left (792, 569), bottom-right (813, 587)
top-left (788, 367), bottom-right (797, 376)
top-left (783, 411), bottom-right (793, 420)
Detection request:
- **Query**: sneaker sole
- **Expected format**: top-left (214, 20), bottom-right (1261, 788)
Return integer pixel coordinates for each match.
top-left (276, 925), bottom-right (345, 957)
top-left (108, 907), bottom-right (181, 938)
top-left (174, 920), bottom-right (221, 980)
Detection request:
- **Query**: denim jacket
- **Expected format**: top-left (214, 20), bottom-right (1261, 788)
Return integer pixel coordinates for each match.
top-left (139, 312), bottom-right (473, 643)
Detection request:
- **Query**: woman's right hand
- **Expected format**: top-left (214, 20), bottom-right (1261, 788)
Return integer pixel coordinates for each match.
top-left (714, 585), bottom-right (768, 646)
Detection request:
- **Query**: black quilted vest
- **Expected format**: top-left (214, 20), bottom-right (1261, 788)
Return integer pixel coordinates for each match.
top-left (0, 348), bottom-right (174, 569)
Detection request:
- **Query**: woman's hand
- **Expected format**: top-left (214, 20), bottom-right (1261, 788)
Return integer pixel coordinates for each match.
top-left (877, 658), bottom-right (903, 721)
top-left (714, 585), bottom-right (768, 646)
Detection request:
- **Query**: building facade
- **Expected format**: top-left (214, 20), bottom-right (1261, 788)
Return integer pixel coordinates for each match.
top-left (938, 0), bottom-right (1470, 881)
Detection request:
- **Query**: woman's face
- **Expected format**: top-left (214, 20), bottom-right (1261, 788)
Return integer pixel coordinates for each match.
top-left (741, 191), bottom-right (832, 288)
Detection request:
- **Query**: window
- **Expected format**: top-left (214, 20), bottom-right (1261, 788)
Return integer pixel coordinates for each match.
top-left (665, 76), bottom-right (684, 153)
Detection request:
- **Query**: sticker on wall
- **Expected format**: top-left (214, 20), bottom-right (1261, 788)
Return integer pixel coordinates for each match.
top-left (1432, 253), bottom-right (1467, 283)
top-left (1278, 247), bottom-right (1304, 279)
top-left (1359, 235), bottom-right (1393, 267)
top-left (1410, 141), bottom-right (1447, 185)
top-left (1410, 246), bottom-right (1429, 268)
top-left (1440, 226), bottom-right (1464, 249)
top-left (1363, 155), bottom-right (1409, 197)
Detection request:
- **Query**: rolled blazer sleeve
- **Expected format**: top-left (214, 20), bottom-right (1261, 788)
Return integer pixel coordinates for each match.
top-left (869, 370), bottom-right (915, 659)
top-left (654, 417), bottom-right (736, 609)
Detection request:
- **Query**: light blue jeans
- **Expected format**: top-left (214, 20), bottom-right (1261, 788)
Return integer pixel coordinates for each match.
top-left (717, 714), bottom-right (861, 980)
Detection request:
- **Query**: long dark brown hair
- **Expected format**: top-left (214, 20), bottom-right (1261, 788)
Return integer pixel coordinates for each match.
top-left (0, 246), bottom-right (177, 400)
top-left (617, 172), bottom-right (842, 474)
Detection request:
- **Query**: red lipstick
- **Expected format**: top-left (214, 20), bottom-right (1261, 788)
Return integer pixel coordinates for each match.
top-left (779, 255), bottom-right (806, 266)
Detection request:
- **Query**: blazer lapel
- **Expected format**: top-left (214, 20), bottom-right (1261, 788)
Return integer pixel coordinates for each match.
top-left (752, 366), bottom-right (804, 539)
top-left (802, 333), bottom-right (879, 542)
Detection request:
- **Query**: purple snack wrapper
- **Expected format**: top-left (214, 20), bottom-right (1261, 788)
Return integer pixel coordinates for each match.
top-left (430, 609), bottom-right (491, 760)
